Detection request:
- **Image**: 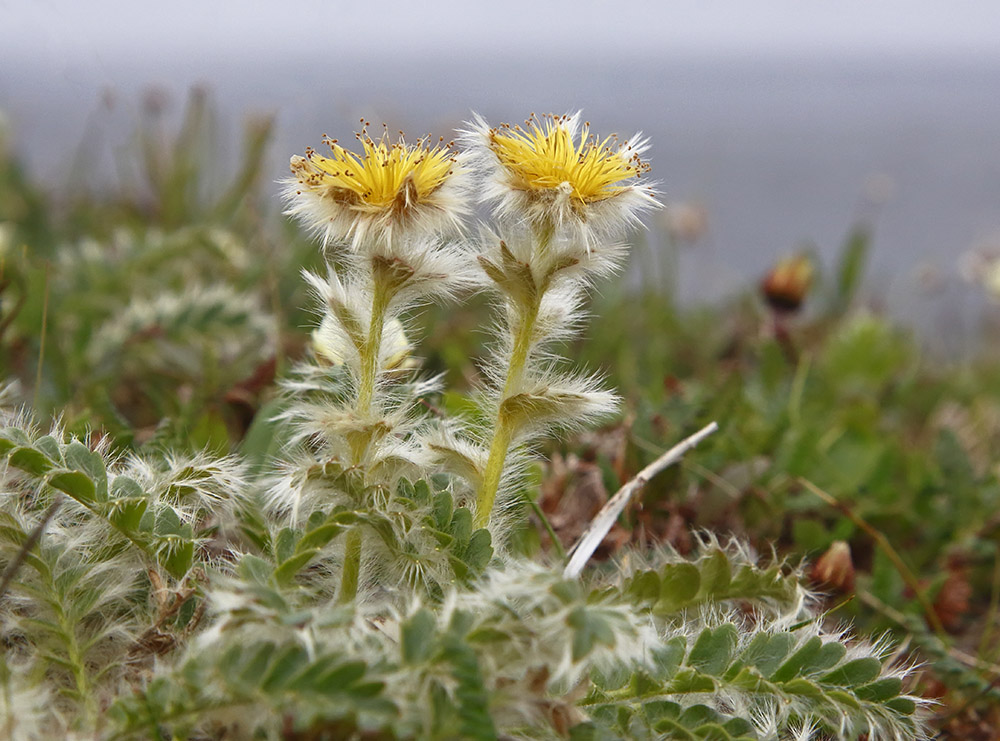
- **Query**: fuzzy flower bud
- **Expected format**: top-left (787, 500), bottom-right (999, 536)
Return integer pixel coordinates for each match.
top-left (810, 540), bottom-right (855, 593)
top-left (761, 253), bottom-right (814, 313)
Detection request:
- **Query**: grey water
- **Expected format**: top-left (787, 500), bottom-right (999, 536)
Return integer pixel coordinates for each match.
top-left (3, 49), bottom-right (1000, 349)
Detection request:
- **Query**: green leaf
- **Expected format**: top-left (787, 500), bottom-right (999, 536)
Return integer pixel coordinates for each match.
top-left (885, 696), bottom-right (917, 715)
top-left (826, 689), bottom-right (862, 710)
top-left (412, 478), bottom-right (433, 505)
top-left (643, 700), bottom-right (682, 723)
top-left (8, 446), bottom-right (53, 475)
top-left (652, 718), bottom-right (696, 739)
top-left (568, 607), bottom-right (616, 661)
top-left (238, 554), bottom-right (274, 584)
top-left (450, 507), bottom-right (472, 545)
top-left (235, 642), bottom-right (277, 686)
top-left (679, 704), bottom-right (719, 727)
top-left (432, 491), bottom-right (453, 530)
top-left (296, 522), bottom-right (345, 552)
top-left (463, 529), bottom-right (493, 573)
top-left (48, 470), bottom-right (97, 503)
top-left (739, 632), bottom-right (795, 678)
top-left (274, 527), bottom-right (297, 564)
top-left (260, 645), bottom-right (307, 690)
top-left (770, 636), bottom-right (822, 683)
top-left (782, 678), bottom-right (824, 700)
top-left (273, 550), bottom-right (319, 584)
top-left (666, 668), bottom-right (716, 694)
top-left (33, 435), bottom-right (63, 464)
top-left (697, 550), bottom-right (732, 597)
top-left (654, 562), bottom-right (700, 613)
top-left (820, 657), bottom-right (882, 687)
top-left (401, 609), bottom-right (437, 664)
top-left (651, 637), bottom-right (687, 680)
top-left (63, 441), bottom-right (108, 499)
top-left (159, 534), bottom-right (195, 578)
top-left (855, 677), bottom-right (903, 702)
top-left (154, 506), bottom-right (186, 537)
top-left (626, 570), bottom-right (660, 606)
top-left (803, 641), bottom-right (847, 675)
top-left (688, 624), bottom-right (738, 676)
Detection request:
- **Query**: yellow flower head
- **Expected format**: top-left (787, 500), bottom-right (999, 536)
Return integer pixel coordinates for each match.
top-left (285, 123), bottom-right (468, 250)
top-left (465, 112), bottom-right (657, 239)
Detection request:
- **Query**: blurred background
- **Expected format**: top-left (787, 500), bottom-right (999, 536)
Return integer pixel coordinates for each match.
top-left (6, 7), bottom-right (1000, 731)
top-left (3, 0), bottom-right (1000, 347)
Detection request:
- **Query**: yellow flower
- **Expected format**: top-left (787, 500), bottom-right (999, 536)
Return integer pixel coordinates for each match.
top-left (465, 112), bottom-right (657, 240)
top-left (285, 125), bottom-right (468, 250)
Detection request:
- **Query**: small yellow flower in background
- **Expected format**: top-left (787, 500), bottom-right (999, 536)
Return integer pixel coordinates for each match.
top-left (285, 123), bottom-right (468, 250)
top-left (464, 112), bottom-right (657, 240)
top-left (761, 253), bottom-right (814, 313)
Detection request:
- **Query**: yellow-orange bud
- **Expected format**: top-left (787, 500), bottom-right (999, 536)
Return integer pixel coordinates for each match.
top-left (761, 253), bottom-right (814, 313)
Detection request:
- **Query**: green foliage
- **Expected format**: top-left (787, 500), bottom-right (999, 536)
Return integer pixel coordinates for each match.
top-left (2, 429), bottom-right (183, 577)
top-left (0, 103), bottom-right (950, 738)
top-left (109, 640), bottom-right (396, 739)
top-left (623, 547), bottom-right (800, 616)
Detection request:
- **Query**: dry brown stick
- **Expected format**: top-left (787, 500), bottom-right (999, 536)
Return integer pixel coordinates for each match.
top-left (564, 422), bottom-right (718, 578)
top-left (799, 477), bottom-right (947, 637)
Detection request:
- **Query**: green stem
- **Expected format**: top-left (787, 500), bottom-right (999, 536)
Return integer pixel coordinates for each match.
top-left (475, 233), bottom-right (548, 529)
top-left (339, 528), bottom-right (362, 603)
top-left (523, 490), bottom-right (566, 560)
top-left (357, 279), bottom-right (391, 414)
top-left (476, 415), bottom-right (514, 529)
top-left (343, 272), bottom-right (393, 597)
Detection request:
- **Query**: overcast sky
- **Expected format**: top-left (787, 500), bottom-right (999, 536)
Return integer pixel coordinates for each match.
top-left (4, 0), bottom-right (1000, 63)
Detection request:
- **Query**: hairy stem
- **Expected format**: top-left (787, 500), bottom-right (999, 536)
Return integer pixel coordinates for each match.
top-left (476, 415), bottom-right (515, 529)
top-left (357, 279), bottom-right (391, 414)
top-left (339, 528), bottom-right (362, 603)
top-left (475, 300), bottom-right (540, 528)
top-left (475, 227), bottom-right (552, 529)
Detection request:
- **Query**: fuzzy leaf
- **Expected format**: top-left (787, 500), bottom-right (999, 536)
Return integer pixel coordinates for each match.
top-left (739, 632), bottom-right (795, 678)
top-left (8, 446), bottom-right (54, 475)
top-left (274, 551), bottom-right (320, 584)
top-left (568, 607), bottom-right (616, 661)
top-left (48, 470), bottom-right (97, 503)
top-left (820, 657), bottom-right (882, 687)
top-left (770, 636), bottom-right (822, 683)
top-left (402, 609), bottom-right (437, 664)
top-left (689, 624), bottom-right (738, 676)
top-left (655, 563), bottom-right (701, 613)
top-left (432, 491), bottom-right (453, 530)
top-left (274, 527), bottom-right (297, 563)
top-left (626, 570), bottom-right (661, 607)
top-left (855, 677), bottom-right (903, 702)
top-left (63, 441), bottom-right (108, 500)
top-left (462, 529), bottom-right (493, 573)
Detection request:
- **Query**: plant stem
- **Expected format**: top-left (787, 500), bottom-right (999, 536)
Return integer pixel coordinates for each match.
top-left (522, 490), bottom-right (566, 560)
top-left (343, 269), bottom-right (394, 598)
top-left (476, 416), bottom-right (514, 529)
top-left (475, 301), bottom-right (539, 529)
top-left (475, 225), bottom-right (559, 529)
top-left (339, 528), bottom-right (362, 603)
top-left (357, 278), bottom-right (391, 414)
